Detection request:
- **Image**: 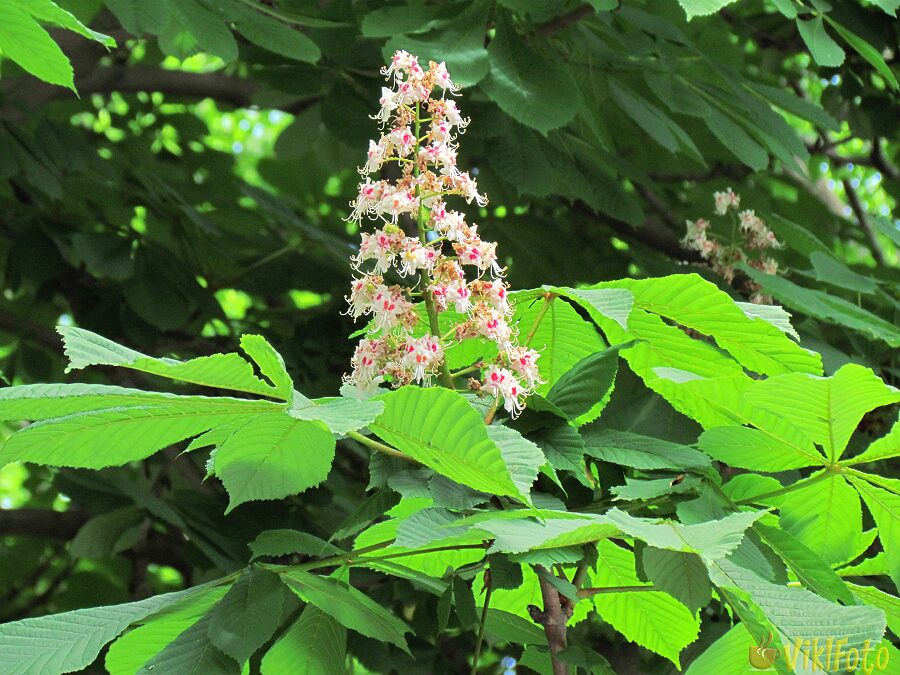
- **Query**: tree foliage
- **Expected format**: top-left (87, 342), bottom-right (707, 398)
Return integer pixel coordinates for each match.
top-left (0, 1), bottom-right (898, 673)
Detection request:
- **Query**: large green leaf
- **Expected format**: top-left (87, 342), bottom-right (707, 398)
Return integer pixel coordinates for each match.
top-left (590, 540), bottom-right (700, 667)
top-left (707, 558), bottom-right (886, 672)
top-left (59, 326), bottom-right (284, 398)
top-left (212, 412), bottom-right (336, 513)
top-left (605, 275), bottom-right (822, 376)
top-left (754, 523), bottom-right (854, 604)
top-left (221, 0), bottom-right (320, 63)
top-left (0, 2), bottom-right (74, 89)
top-left (484, 424), bottom-right (545, 502)
top-left (779, 473), bottom-right (862, 568)
top-left (208, 567), bottom-right (284, 663)
top-left (11, 0), bottom-right (115, 46)
top-left (167, 0), bottom-right (238, 62)
top-left (847, 583), bottom-right (900, 638)
top-left (642, 547), bottom-right (711, 613)
top-left (604, 508), bottom-right (764, 562)
top-left (260, 605), bottom-right (346, 675)
top-left (289, 396), bottom-right (384, 435)
top-left (744, 364), bottom-right (900, 461)
top-left (0, 584), bottom-right (216, 675)
top-left (106, 586), bottom-right (230, 675)
top-left (281, 570), bottom-right (410, 652)
top-left (796, 16), bottom-right (845, 67)
top-left (248, 529), bottom-right (342, 560)
top-left (740, 265), bottom-right (900, 347)
top-left (0, 400), bottom-right (274, 469)
top-left (513, 292), bottom-right (607, 394)
top-left (698, 425), bottom-right (824, 471)
top-left (481, 14), bottom-right (579, 133)
top-left (239, 334), bottom-right (294, 400)
top-left (846, 418), bottom-right (900, 465)
top-left (136, 609), bottom-right (238, 674)
top-left (536, 344), bottom-right (621, 425)
top-left (684, 623), bottom-right (755, 675)
top-left (849, 476), bottom-right (900, 588)
top-left (369, 386), bottom-right (522, 498)
top-left (551, 287), bottom-right (634, 331)
top-left (581, 428), bottom-right (712, 470)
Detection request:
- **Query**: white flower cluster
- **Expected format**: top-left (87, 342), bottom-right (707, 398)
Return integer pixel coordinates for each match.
top-left (343, 52), bottom-right (541, 415)
top-left (683, 188), bottom-right (782, 304)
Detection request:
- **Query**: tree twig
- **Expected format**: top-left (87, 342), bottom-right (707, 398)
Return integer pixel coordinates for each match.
top-left (842, 177), bottom-right (886, 266)
top-left (535, 566), bottom-right (570, 675)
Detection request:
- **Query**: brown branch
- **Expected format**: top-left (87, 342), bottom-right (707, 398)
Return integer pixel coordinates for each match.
top-left (538, 4), bottom-right (596, 36)
top-left (535, 566), bottom-right (570, 675)
top-left (842, 177), bottom-right (886, 266)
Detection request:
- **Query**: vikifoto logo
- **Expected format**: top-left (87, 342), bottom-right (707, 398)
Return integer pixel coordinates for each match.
top-left (748, 633), bottom-right (891, 672)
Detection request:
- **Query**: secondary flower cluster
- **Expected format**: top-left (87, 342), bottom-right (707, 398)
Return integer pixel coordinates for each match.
top-left (343, 52), bottom-right (541, 415)
top-left (682, 188), bottom-right (782, 304)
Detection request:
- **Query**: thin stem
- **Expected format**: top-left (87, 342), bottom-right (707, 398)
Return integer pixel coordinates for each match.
top-left (294, 541), bottom-right (394, 572)
top-left (449, 363), bottom-right (482, 378)
top-left (524, 294), bottom-right (556, 347)
top-left (360, 543), bottom-right (486, 565)
top-left (346, 430), bottom-right (414, 461)
top-left (577, 585), bottom-right (656, 598)
top-left (483, 396), bottom-right (500, 425)
top-left (470, 570), bottom-right (493, 675)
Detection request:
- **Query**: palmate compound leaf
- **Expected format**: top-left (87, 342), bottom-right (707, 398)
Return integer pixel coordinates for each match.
top-left (0, 582), bottom-right (221, 675)
top-left (210, 412), bottom-right (336, 513)
top-left (281, 570), bottom-right (410, 653)
top-left (260, 605), bottom-right (346, 675)
top-left (743, 364), bottom-right (900, 462)
top-left (369, 386), bottom-right (533, 499)
top-left (0, 399), bottom-right (279, 469)
top-left (590, 540), bottom-right (700, 667)
top-left (603, 508), bottom-right (765, 562)
top-left (707, 558), bottom-right (886, 673)
top-left (58, 326), bottom-right (287, 399)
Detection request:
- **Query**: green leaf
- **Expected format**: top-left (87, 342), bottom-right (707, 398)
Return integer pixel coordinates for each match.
top-left (848, 418), bottom-right (900, 465)
top-left (382, 0), bottom-right (490, 87)
top-left (539, 344), bottom-right (621, 425)
top-left (551, 287), bottom-right (634, 331)
top-left (838, 552), bottom-right (889, 578)
top-left (779, 472), bottom-right (862, 567)
top-left (249, 529), bottom-right (342, 560)
top-left (590, 540), bottom-right (700, 667)
top-left (370, 386), bottom-right (523, 498)
top-left (223, 0), bottom-right (320, 63)
top-left (826, 17), bottom-right (899, 90)
top-left (0, 400), bottom-right (274, 469)
top-left (529, 422), bottom-right (591, 486)
top-left (289, 396), bottom-right (384, 435)
top-left (168, 0), bottom-right (238, 62)
top-left (513, 292), bottom-right (607, 394)
top-left (607, 274), bottom-right (822, 376)
top-left (698, 425), bottom-right (824, 471)
top-left (104, 0), bottom-right (168, 33)
top-left (59, 326), bottom-right (284, 399)
top-left (581, 428), bottom-right (712, 471)
top-left (0, 584), bottom-right (215, 675)
top-left (362, 4), bottom-right (454, 37)
top-left (483, 608), bottom-right (546, 645)
top-left (642, 548), bottom-right (711, 613)
top-left (0, 3), bottom-right (74, 89)
top-left (703, 106), bottom-right (769, 171)
top-left (754, 523), bottom-right (854, 604)
top-left (70, 506), bottom-right (144, 558)
top-left (609, 79), bottom-right (701, 159)
top-left (208, 567), bottom-right (283, 663)
top-left (260, 605), bottom-right (346, 675)
top-left (212, 412), bottom-right (335, 513)
top-left (797, 16), bottom-right (845, 67)
top-left (809, 252), bottom-right (879, 295)
top-left (604, 508), bottom-right (765, 562)
top-left (479, 513), bottom-right (618, 553)
top-left (684, 623), bottom-right (755, 675)
top-left (484, 424), bottom-right (545, 502)
top-left (748, 82), bottom-right (840, 132)
top-left (11, 0), bottom-right (115, 46)
top-left (707, 558), bottom-right (886, 665)
top-left (481, 14), bottom-right (579, 133)
top-left (453, 576), bottom-right (479, 628)
top-left (281, 570), bottom-right (410, 652)
top-left (676, 0), bottom-right (740, 19)
top-left (736, 302), bottom-right (800, 341)
top-left (849, 476), bottom-right (900, 589)
top-left (739, 264), bottom-right (900, 347)
top-left (558, 645), bottom-right (615, 674)
top-left (744, 364), bottom-right (900, 461)
top-left (239, 334), bottom-right (294, 399)
top-left (137, 609), bottom-right (238, 675)
top-left (847, 583), bottom-right (900, 638)
top-left (106, 586), bottom-right (231, 675)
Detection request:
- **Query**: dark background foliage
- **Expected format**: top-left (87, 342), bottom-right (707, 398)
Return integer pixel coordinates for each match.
top-left (0, 0), bottom-right (897, 672)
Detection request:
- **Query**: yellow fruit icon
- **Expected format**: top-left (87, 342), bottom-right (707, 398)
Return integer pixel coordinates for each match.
top-left (748, 645), bottom-right (779, 669)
